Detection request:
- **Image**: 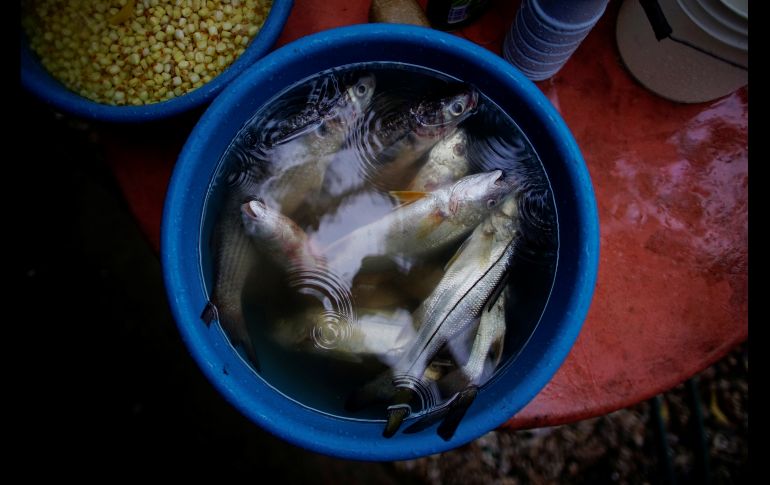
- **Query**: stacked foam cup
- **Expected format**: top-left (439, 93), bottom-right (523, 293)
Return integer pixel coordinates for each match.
top-left (503, 0), bottom-right (609, 81)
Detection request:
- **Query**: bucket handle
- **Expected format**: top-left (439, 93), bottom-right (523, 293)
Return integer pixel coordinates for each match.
top-left (638, 0), bottom-right (748, 71)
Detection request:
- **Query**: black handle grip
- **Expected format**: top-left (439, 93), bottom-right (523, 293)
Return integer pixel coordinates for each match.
top-left (639, 0), bottom-right (673, 41)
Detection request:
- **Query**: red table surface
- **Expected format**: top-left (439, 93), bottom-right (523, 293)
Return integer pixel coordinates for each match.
top-left (101, 0), bottom-right (748, 429)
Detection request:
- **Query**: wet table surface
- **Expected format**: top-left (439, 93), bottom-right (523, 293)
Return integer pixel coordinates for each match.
top-left (100, 0), bottom-right (748, 429)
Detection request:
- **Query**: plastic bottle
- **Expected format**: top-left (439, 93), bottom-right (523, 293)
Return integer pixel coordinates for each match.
top-left (426, 0), bottom-right (491, 31)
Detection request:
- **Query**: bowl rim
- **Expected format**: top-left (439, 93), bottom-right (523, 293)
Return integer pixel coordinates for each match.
top-left (20, 0), bottom-right (294, 122)
top-left (162, 23), bottom-right (600, 461)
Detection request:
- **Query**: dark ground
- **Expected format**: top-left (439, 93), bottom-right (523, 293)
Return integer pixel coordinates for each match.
top-left (15, 92), bottom-right (748, 482)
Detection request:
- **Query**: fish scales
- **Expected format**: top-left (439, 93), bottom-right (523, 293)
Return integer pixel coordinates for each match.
top-left (322, 170), bottom-right (513, 284)
top-left (352, 85), bottom-right (478, 190)
top-left (394, 239), bottom-right (516, 387)
top-left (389, 194), bottom-right (521, 402)
top-left (260, 73), bottom-right (376, 215)
top-left (204, 181), bottom-right (263, 367)
top-left (408, 129), bottom-right (470, 192)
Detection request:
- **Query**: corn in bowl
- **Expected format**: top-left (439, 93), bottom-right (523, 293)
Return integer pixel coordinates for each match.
top-left (21, 0), bottom-right (274, 106)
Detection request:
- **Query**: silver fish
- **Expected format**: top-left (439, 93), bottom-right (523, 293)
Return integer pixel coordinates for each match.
top-left (270, 308), bottom-right (414, 363)
top-left (441, 292), bottom-right (507, 392)
top-left (392, 298), bottom-right (507, 439)
top-left (198, 73), bottom-right (360, 364)
top-left (240, 199), bottom-right (324, 272)
top-left (408, 128), bottom-right (470, 192)
top-left (241, 199), bottom-right (356, 328)
top-left (260, 73), bottom-right (376, 216)
top-left (351, 85), bottom-right (478, 191)
top-left (201, 180), bottom-right (262, 369)
top-left (383, 194), bottom-right (521, 437)
top-left (322, 170), bottom-right (514, 285)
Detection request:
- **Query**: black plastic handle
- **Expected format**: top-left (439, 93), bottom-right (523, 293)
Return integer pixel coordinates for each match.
top-left (639, 0), bottom-right (673, 41)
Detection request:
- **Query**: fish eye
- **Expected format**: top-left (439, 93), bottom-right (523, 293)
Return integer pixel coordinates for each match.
top-left (450, 101), bottom-right (465, 116)
top-left (356, 83), bottom-right (368, 96)
top-left (487, 198), bottom-right (497, 209)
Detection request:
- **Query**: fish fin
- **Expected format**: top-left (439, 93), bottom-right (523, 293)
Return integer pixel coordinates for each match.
top-left (270, 119), bottom-right (324, 146)
top-left (383, 387), bottom-right (418, 437)
top-left (485, 271), bottom-right (510, 313)
top-left (444, 235), bottom-right (473, 271)
top-left (306, 74), bottom-right (332, 108)
top-left (490, 335), bottom-right (505, 369)
top-left (416, 209), bottom-right (446, 240)
top-left (389, 190), bottom-right (429, 205)
top-left (383, 405), bottom-right (411, 438)
top-left (211, 307), bottom-right (261, 372)
top-left (403, 399), bottom-right (453, 434)
top-left (224, 323), bottom-right (261, 372)
top-left (437, 386), bottom-right (478, 441)
top-left (241, 343), bottom-right (261, 373)
top-left (436, 367), bottom-right (473, 397)
top-left (201, 301), bottom-right (219, 327)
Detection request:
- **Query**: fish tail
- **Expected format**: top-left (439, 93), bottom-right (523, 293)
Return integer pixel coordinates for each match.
top-left (437, 385), bottom-right (478, 441)
top-left (242, 343), bottom-right (261, 372)
top-left (383, 387), bottom-right (417, 438)
top-left (227, 321), bottom-right (260, 372)
top-left (200, 301), bottom-right (219, 326)
top-left (383, 404), bottom-right (411, 438)
top-left (401, 384), bottom-right (478, 439)
top-left (207, 304), bottom-right (261, 372)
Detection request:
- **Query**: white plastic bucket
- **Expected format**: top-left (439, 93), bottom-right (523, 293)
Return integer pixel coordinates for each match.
top-left (616, 0), bottom-right (747, 103)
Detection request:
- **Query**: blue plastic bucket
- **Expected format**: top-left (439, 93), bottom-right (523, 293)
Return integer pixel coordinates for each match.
top-left (162, 23), bottom-right (599, 461)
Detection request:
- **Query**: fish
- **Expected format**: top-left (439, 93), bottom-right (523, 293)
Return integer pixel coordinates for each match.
top-left (201, 167), bottom-right (263, 370)
top-left (240, 199), bottom-right (324, 272)
top-left (322, 170), bottom-right (515, 286)
top-left (270, 308), bottom-right (415, 363)
top-left (400, 292), bottom-right (508, 437)
top-left (349, 84), bottom-right (479, 191)
top-left (263, 74), bottom-right (345, 147)
top-left (382, 193), bottom-right (521, 438)
top-left (407, 128), bottom-right (470, 192)
top-left (241, 198), bottom-right (356, 329)
top-left (259, 73), bottom-right (377, 216)
top-left (445, 291), bottom-right (507, 389)
top-left (198, 74), bottom-right (359, 366)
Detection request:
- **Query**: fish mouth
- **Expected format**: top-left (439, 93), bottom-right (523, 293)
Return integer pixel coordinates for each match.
top-left (479, 169), bottom-right (506, 190)
top-left (413, 123), bottom-right (453, 138)
top-left (241, 199), bottom-right (265, 219)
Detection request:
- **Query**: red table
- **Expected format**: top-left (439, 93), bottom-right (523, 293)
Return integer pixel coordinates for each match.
top-left (102, 0), bottom-right (748, 429)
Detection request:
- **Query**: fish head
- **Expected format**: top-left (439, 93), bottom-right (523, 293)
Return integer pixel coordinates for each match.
top-left (411, 85), bottom-right (479, 138)
top-left (482, 189), bottom-right (522, 243)
top-left (240, 199), bottom-right (281, 238)
top-left (347, 73), bottom-right (377, 113)
top-left (447, 170), bottom-right (513, 215)
top-left (332, 73), bottom-right (377, 124)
